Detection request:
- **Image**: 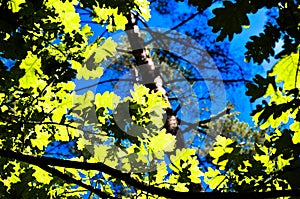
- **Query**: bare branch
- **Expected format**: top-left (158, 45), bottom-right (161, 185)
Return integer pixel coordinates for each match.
top-left (1, 149), bottom-right (300, 198)
top-left (145, 12), bottom-right (202, 46)
top-left (38, 164), bottom-right (115, 198)
top-left (198, 104), bottom-right (234, 128)
top-left (75, 78), bottom-right (133, 92)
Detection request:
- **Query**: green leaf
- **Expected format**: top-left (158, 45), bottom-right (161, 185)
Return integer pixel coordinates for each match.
top-left (208, 1), bottom-right (250, 41)
top-left (73, 37), bottom-right (117, 80)
top-left (8, 0), bottom-right (26, 13)
top-left (246, 75), bottom-right (276, 103)
top-left (134, 0), bottom-right (151, 21)
top-left (18, 52), bottom-right (43, 89)
top-left (31, 125), bottom-right (51, 150)
top-left (0, 161), bottom-right (22, 190)
top-left (148, 129), bottom-right (176, 159)
top-left (245, 23), bottom-right (280, 64)
top-left (45, 0), bottom-right (80, 33)
top-left (292, 131), bottom-right (300, 144)
top-left (204, 167), bottom-right (227, 190)
top-left (92, 7), bottom-right (128, 31)
top-left (269, 51), bottom-right (300, 91)
top-left (95, 91), bottom-right (120, 111)
top-left (31, 165), bottom-right (53, 184)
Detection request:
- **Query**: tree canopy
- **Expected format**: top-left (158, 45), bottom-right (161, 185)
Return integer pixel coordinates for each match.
top-left (0, 0), bottom-right (299, 198)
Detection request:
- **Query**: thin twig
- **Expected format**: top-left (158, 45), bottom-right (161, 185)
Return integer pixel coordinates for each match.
top-left (295, 50), bottom-right (300, 87)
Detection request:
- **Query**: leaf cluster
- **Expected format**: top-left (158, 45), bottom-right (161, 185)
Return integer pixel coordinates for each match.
top-left (191, 0), bottom-right (300, 65)
top-left (0, 1), bottom-right (206, 198)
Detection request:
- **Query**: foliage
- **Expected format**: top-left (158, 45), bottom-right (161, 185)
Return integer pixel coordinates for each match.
top-left (1, 0), bottom-right (300, 198)
top-left (202, 0), bottom-right (300, 195)
top-left (198, 112), bottom-right (265, 155)
top-left (0, 0), bottom-right (204, 198)
top-left (211, 0), bottom-right (299, 63)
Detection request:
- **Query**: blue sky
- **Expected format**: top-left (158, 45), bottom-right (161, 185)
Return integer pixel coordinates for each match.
top-left (69, 1), bottom-right (280, 197)
top-left (75, 2), bottom-right (275, 137)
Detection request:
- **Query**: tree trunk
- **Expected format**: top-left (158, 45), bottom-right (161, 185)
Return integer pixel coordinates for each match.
top-left (125, 12), bottom-right (203, 192)
top-left (124, 13), bottom-right (179, 135)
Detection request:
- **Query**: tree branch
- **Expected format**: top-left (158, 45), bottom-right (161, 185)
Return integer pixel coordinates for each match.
top-left (38, 164), bottom-right (114, 198)
top-left (145, 12), bottom-right (202, 46)
top-left (1, 149), bottom-right (300, 198)
top-left (166, 78), bottom-right (251, 84)
top-left (198, 104), bottom-right (234, 128)
top-left (75, 78), bottom-right (133, 92)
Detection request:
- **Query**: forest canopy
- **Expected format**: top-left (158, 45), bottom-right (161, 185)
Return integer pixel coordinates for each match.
top-left (0, 0), bottom-right (299, 198)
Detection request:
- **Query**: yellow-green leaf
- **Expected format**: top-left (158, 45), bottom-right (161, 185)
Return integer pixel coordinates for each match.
top-left (269, 51), bottom-right (300, 90)
top-left (31, 165), bottom-right (53, 184)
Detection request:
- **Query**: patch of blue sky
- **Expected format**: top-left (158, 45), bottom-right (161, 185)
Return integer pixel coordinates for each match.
top-left (0, 57), bottom-right (16, 70)
top-left (44, 140), bottom-right (77, 159)
top-left (48, 2), bottom-right (278, 196)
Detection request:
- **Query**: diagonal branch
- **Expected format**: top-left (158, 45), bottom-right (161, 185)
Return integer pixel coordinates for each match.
top-left (179, 104), bottom-right (234, 134)
top-left (163, 12), bottom-right (201, 34)
top-left (144, 12), bottom-right (202, 46)
top-left (198, 104), bottom-right (234, 128)
top-left (295, 50), bottom-right (300, 87)
top-left (1, 149), bottom-right (300, 198)
top-left (75, 78), bottom-right (133, 92)
top-left (38, 164), bottom-right (114, 198)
